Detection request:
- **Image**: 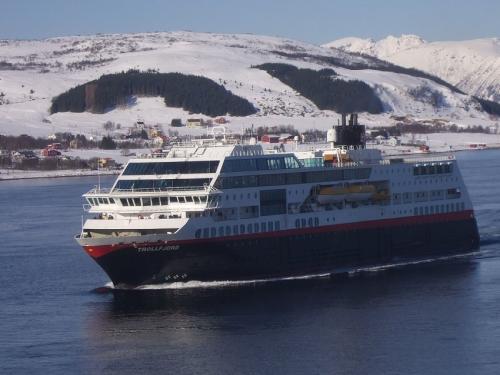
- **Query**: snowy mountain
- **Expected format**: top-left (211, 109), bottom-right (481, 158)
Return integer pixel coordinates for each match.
top-left (324, 35), bottom-right (500, 102)
top-left (0, 31), bottom-right (497, 136)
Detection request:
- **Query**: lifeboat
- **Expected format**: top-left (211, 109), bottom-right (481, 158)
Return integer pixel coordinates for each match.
top-left (316, 184), bottom-right (375, 204)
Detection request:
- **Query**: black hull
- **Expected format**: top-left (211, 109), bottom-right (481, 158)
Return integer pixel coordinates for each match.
top-left (86, 213), bottom-right (480, 287)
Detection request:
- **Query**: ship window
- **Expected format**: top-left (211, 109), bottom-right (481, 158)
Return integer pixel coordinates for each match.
top-left (133, 198), bottom-right (141, 206)
top-left (308, 218), bottom-right (313, 227)
top-left (260, 189), bottom-right (286, 216)
top-left (247, 224), bottom-right (253, 234)
top-left (261, 222), bottom-right (267, 232)
top-left (98, 198), bottom-right (104, 204)
top-left (240, 225), bottom-right (245, 234)
top-left (225, 226), bottom-right (231, 236)
top-left (127, 198), bottom-right (134, 206)
top-left (195, 229), bottom-right (201, 239)
top-left (425, 207), bottom-right (429, 215)
top-left (152, 197), bottom-right (160, 206)
top-left (218, 227), bottom-right (223, 236)
top-left (301, 218), bottom-right (306, 227)
top-left (143, 197), bottom-right (152, 206)
top-left (193, 196), bottom-right (200, 203)
top-left (109, 198), bottom-right (115, 204)
top-left (123, 161), bottom-right (219, 175)
top-left (275, 221), bottom-right (280, 230)
top-left (254, 223), bottom-right (259, 232)
top-left (211, 228), bottom-right (216, 237)
top-left (268, 222), bottom-right (273, 231)
top-left (233, 225), bottom-right (239, 235)
top-left (203, 228), bottom-right (209, 238)
top-left (178, 197), bottom-right (186, 203)
top-left (200, 196), bottom-right (207, 203)
top-left (419, 207), bottom-right (423, 215)
top-left (186, 196), bottom-right (193, 203)
top-left (314, 218), bottom-right (319, 227)
top-left (120, 198), bottom-right (128, 206)
top-left (170, 196), bottom-right (178, 203)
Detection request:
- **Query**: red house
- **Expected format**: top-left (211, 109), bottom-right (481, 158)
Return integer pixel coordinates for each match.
top-left (261, 134), bottom-right (280, 143)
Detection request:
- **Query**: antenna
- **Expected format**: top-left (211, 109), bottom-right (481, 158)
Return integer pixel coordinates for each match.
top-left (97, 158), bottom-right (101, 192)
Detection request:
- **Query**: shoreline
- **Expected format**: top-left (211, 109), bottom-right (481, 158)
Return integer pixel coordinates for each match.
top-left (1, 145), bottom-right (498, 182)
top-left (0, 169), bottom-right (120, 181)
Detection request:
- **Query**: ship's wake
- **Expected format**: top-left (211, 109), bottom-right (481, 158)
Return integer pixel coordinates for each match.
top-left (103, 251), bottom-right (479, 291)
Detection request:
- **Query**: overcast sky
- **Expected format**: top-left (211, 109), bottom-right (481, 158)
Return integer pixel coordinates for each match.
top-left (1, 0), bottom-right (499, 43)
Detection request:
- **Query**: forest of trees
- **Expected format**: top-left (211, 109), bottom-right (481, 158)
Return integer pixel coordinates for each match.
top-left (50, 70), bottom-right (257, 117)
top-left (272, 52), bottom-right (500, 116)
top-left (255, 63), bottom-right (384, 114)
top-left (475, 97), bottom-right (500, 116)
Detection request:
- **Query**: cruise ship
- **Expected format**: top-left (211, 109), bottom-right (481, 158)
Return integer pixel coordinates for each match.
top-left (75, 115), bottom-right (480, 287)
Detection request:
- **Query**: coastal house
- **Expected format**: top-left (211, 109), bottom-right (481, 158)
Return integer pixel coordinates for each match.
top-left (187, 118), bottom-right (204, 128)
top-left (171, 118), bottom-right (184, 127)
top-left (214, 117), bottom-right (227, 124)
top-left (261, 134), bottom-right (280, 143)
top-left (41, 148), bottom-right (62, 158)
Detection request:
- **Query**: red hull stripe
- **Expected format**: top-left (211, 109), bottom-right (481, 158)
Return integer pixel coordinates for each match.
top-left (83, 210), bottom-right (475, 259)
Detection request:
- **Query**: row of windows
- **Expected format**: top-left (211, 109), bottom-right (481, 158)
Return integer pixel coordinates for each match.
top-left (413, 202), bottom-right (465, 216)
top-left (119, 195), bottom-right (208, 207)
top-left (413, 163), bottom-right (453, 176)
top-left (221, 156), bottom-right (301, 173)
top-left (115, 178), bottom-right (211, 191)
top-left (123, 161), bottom-right (219, 175)
top-left (87, 197), bottom-right (115, 206)
top-left (216, 168), bottom-right (372, 189)
top-left (195, 221), bottom-right (281, 238)
top-left (295, 217), bottom-right (320, 228)
top-left (394, 188), bottom-right (461, 204)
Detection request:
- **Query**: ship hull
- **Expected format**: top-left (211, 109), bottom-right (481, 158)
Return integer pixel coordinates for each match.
top-left (82, 211), bottom-right (480, 287)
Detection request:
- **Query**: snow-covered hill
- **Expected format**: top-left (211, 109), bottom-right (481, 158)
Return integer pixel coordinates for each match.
top-left (324, 35), bottom-right (500, 102)
top-left (0, 31), bottom-right (497, 137)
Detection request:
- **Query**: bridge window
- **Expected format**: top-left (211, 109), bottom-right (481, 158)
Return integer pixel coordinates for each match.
top-left (123, 161), bottom-right (219, 175)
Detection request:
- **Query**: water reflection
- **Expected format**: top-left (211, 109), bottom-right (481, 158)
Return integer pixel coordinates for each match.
top-left (83, 260), bottom-right (483, 375)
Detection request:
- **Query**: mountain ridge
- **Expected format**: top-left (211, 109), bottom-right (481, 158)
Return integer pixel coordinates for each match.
top-left (0, 31), bottom-right (497, 136)
top-left (324, 34), bottom-right (500, 102)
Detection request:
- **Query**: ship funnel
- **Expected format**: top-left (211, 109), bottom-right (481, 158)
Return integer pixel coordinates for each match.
top-left (333, 113), bottom-right (365, 149)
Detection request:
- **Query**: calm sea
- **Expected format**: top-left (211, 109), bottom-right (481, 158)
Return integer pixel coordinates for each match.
top-left (1, 150), bottom-right (500, 375)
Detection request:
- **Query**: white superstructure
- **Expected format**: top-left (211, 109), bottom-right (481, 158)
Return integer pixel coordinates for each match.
top-left (78, 141), bottom-right (470, 247)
